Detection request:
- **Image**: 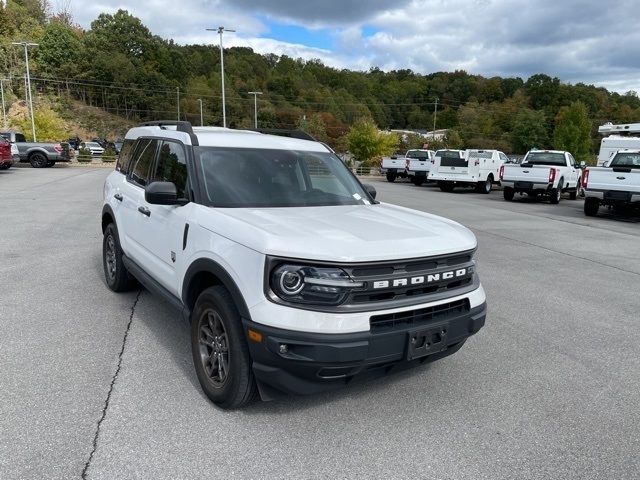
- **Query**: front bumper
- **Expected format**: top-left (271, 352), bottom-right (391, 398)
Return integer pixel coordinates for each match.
top-left (243, 301), bottom-right (486, 396)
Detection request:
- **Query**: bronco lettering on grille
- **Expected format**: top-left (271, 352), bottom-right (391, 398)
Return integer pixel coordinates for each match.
top-left (372, 268), bottom-right (468, 289)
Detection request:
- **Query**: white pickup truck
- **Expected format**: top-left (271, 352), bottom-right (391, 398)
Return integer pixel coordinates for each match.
top-left (583, 149), bottom-right (640, 216)
top-left (500, 150), bottom-right (583, 204)
top-left (381, 154), bottom-right (409, 182)
top-left (405, 149), bottom-right (435, 185)
top-left (429, 149), bottom-right (507, 194)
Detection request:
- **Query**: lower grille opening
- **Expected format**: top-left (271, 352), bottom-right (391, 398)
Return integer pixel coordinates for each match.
top-left (370, 299), bottom-right (470, 331)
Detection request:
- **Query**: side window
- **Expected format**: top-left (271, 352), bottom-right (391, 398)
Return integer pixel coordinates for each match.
top-left (568, 154), bottom-right (575, 166)
top-left (116, 139), bottom-right (135, 174)
top-left (499, 153), bottom-right (509, 163)
top-left (129, 139), bottom-right (158, 187)
top-left (152, 141), bottom-right (188, 199)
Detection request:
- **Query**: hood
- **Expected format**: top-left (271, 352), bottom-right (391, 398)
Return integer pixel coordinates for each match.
top-left (200, 203), bottom-right (476, 263)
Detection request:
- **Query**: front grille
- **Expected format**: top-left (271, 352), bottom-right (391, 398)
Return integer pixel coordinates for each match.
top-left (343, 252), bottom-right (475, 305)
top-left (370, 299), bottom-right (470, 331)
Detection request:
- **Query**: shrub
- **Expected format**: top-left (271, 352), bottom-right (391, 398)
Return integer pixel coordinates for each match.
top-left (77, 147), bottom-right (92, 163)
top-left (102, 146), bottom-right (116, 162)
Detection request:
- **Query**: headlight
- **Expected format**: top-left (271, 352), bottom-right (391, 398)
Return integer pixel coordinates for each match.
top-left (270, 264), bottom-right (363, 306)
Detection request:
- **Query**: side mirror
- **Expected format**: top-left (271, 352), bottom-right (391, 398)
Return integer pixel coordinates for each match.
top-left (579, 161), bottom-right (586, 168)
top-left (363, 183), bottom-right (377, 200)
top-left (145, 181), bottom-right (187, 205)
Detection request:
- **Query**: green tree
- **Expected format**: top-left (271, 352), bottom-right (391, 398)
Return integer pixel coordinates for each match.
top-left (11, 106), bottom-right (69, 141)
top-left (553, 101), bottom-right (592, 161)
top-left (297, 113), bottom-right (328, 144)
top-left (36, 21), bottom-right (82, 77)
top-left (346, 119), bottom-right (398, 166)
top-left (511, 109), bottom-right (549, 153)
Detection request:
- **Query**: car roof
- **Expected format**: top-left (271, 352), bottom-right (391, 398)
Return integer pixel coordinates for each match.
top-left (125, 126), bottom-right (329, 152)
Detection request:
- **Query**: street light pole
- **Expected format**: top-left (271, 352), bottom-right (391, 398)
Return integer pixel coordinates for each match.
top-left (177, 87), bottom-right (180, 121)
top-left (0, 78), bottom-right (6, 129)
top-left (198, 99), bottom-right (203, 126)
top-left (12, 41), bottom-right (38, 141)
top-left (247, 91), bottom-right (262, 128)
top-left (206, 26), bottom-right (235, 128)
top-left (433, 97), bottom-right (438, 133)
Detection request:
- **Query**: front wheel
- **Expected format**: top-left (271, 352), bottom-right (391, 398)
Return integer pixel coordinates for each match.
top-left (191, 286), bottom-right (257, 409)
top-left (438, 181), bottom-right (454, 192)
top-left (386, 171), bottom-right (397, 182)
top-left (584, 197), bottom-right (600, 217)
top-left (503, 187), bottom-right (515, 201)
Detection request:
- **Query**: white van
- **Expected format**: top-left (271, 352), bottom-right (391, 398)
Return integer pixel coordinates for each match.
top-left (428, 149), bottom-right (508, 194)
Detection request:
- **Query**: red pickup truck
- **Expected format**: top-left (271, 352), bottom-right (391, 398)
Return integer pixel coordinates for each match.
top-left (0, 137), bottom-right (14, 170)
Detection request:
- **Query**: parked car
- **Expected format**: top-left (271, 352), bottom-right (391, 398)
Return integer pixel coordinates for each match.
top-left (583, 149), bottom-right (640, 216)
top-left (405, 149), bottom-right (435, 185)
top-left (101, 121), bottom-right (487, 409)
top-left (80, 141), bottom-right (105, 156)
top-left (0, 137), bottom-right (14, 170)
top-left (0, 131), bottom-right (70, 168)
top-left (381, 153), bottom-right (410, 182)
top-left (500, 150), bottom-right (583, 204)
top-left (429, 149), bottom-right (507, 194)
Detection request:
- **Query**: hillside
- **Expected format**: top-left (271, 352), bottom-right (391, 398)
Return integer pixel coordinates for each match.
top-left (1, 1), bottom-right (640, 156)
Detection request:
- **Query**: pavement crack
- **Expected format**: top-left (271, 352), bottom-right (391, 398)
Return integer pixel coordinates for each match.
top-left (81, 290), bottom-right (142, 479)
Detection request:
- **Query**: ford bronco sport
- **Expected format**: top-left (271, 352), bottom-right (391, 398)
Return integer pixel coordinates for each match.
top-left (101, 121), bottom-right (487, 409)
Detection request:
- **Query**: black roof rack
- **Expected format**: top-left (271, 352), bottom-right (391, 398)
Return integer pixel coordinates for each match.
top-left (138, 121), bottom-right (198, 146)
top-left (249, 128), bottom-right (316, 141)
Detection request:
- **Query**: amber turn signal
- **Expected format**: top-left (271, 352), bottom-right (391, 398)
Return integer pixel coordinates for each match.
top-left (247, 329), bottom-right (263, 343)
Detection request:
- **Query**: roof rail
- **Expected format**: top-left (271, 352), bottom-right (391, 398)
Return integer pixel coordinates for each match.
top-left (138, 120), bottom-right (199, 145)
top-left (249, 128), bottom-right (316, 141)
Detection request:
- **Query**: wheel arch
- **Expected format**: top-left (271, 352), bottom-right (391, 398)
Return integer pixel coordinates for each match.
top-left (26, 148), bottom-right (49, 159)
top-left (182, 258), bottom-right (251, 320)
top-left (101, 204), bottom-right (116, 233)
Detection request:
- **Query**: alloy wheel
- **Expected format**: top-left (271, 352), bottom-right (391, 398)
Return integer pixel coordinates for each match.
top-left (198, 309), bottom-right (230, 388)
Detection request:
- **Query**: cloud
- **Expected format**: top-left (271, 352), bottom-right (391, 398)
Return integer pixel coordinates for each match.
top-left (66, 0), bottom-right (640, 93)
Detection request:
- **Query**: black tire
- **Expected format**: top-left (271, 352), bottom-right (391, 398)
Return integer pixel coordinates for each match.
top-left (29, 152), bottom-right (48, 168)
top-left (102, 223), bottom-right (137, 292)
top-left (46, 161), bottom-right (56, 168)
top-left (386, 171), bottom-right (397, 182)
top-left (569, 178), bottom-right (580, 200)
top-left (191, 286), bottom-right (257, 409)
top-left (412, 176), bottom-right (425, 186)
top-left (477, 175), bottom-right (493, 194)
top-left (550, 179), bottom-right (563, 204)
top-left (439, 181), bottom-right (454, 192)
top-left (503, 187), bottom-right (515, 201)
top-left (584, 197), bottom-right (600, 217)
top-left (0, 164), bottom-right (10, 170)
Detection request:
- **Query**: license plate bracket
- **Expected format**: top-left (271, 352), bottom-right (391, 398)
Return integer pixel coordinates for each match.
top-left (407, 323), bottom-right (449, 360)
top-left (515, 181), bottom-right (533, 189)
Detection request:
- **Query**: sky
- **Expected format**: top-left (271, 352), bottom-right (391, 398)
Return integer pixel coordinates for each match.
top-left (67, 0), bottom-right (640, 94)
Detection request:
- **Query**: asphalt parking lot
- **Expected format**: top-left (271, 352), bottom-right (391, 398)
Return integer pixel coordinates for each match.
top-left (1, 167), bottom-right (639, 480)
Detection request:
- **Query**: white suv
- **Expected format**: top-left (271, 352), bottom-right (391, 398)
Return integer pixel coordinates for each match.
top-left (101, 121), bottom-right (487, 409)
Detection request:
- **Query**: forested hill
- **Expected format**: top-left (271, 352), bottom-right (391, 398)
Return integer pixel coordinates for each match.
top-left (1, 1), bottom-right (640, 156)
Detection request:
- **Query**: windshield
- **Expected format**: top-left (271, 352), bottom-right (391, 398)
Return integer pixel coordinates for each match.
top-left (406, 150), bottom-right (429, 159)
top-left (524, 152), bottom-right (565, 166)
top-left (610, 152), bottom-right (640, 168)
top-left (195, 147), bottom-right (371, 208)
top-left (86, 142), bottom-right (101, 148)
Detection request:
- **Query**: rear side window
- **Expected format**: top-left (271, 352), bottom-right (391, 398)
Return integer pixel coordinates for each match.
top-left (152, 141), bottom-right (188, 198)
top-left (129, 139), bottom-right (158, 187)
top-left (116, 139), bottom-right (135, 174)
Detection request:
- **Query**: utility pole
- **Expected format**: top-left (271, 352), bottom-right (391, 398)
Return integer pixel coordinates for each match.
top-left (198, 99), bottom-right (203, 126)
top-left (247, 91), bottom-right (262, 128)
top-left (176, 87), bottom-right (180, 121)
top-left (12, 41), bottom-right (38, 141)
top-left (206, 26), bottom-right (235, 128)
top-left (433, 97), bottom-right (438, 133)
top-left (0, 78), bottom-right (6, 129)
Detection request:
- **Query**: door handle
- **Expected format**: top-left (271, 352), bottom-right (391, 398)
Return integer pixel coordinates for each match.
top-left (114, 193), bottom-right (123, 201)
top-left (138, 206), bottom-right (151, 217)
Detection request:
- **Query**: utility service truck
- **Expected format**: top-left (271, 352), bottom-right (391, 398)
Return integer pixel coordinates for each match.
top-left (428, 149), bottom-right (507, 194)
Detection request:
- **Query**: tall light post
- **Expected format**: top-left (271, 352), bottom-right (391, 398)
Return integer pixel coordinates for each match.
top-left (198, 99), bottom-right (203, 126)
top-left (12, 41), bottom-right (38, 141)
top-left (206, 26), bottom-right (235, 128)
top-left (247, 91), bottom-right (262, 128)
top-left (433, 97), bottom-right (438, 133)
top-left (0, 78), bottom-right (7, 129)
